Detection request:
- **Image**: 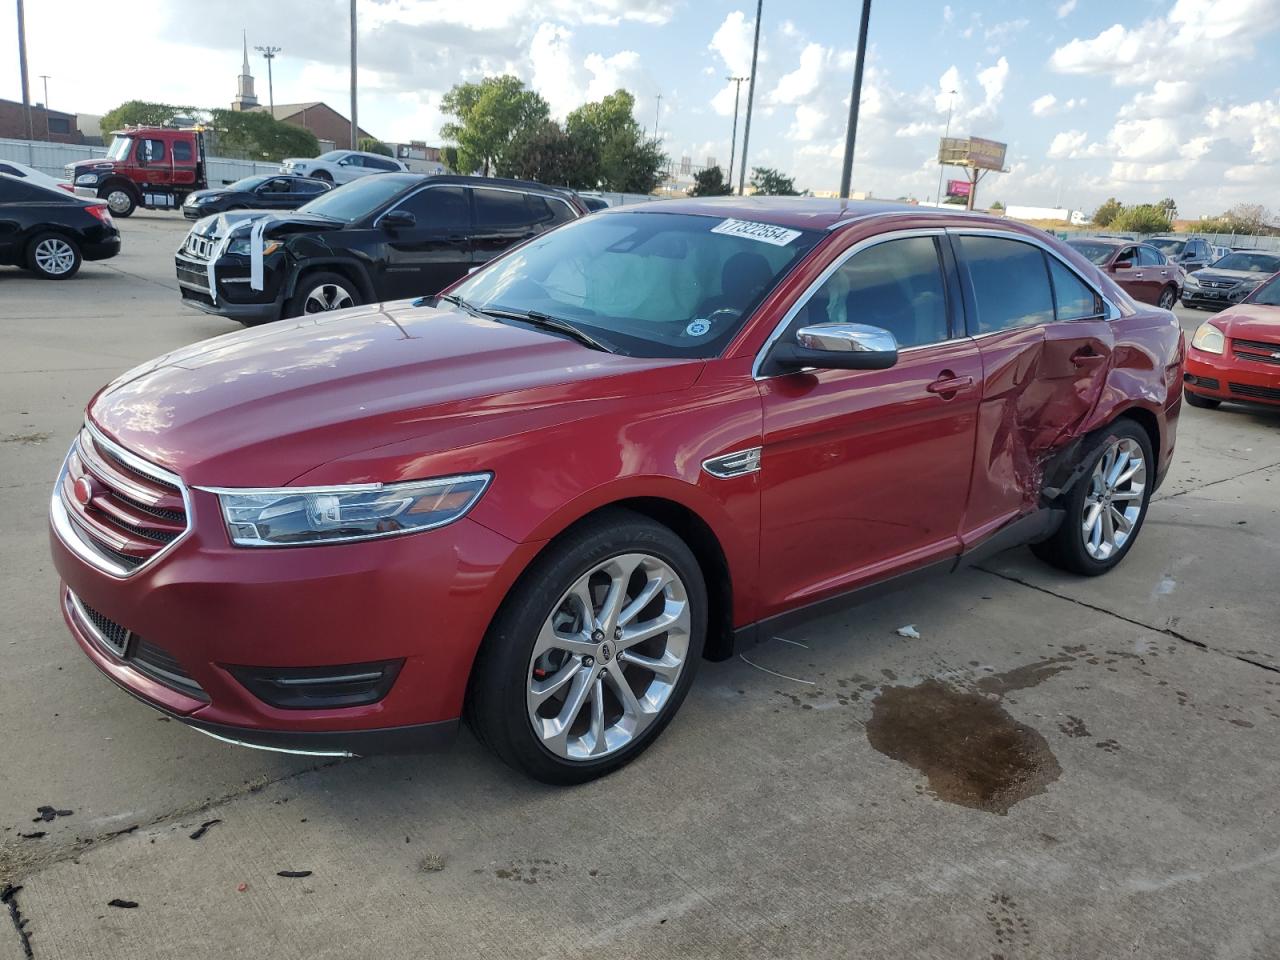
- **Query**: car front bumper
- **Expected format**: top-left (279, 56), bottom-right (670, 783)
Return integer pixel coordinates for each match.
top-left (1182, 287), bottom-right (1255, 310)
top-left (50, 474), bottom-right (539, 755)
top-left (1185, 347), bottom-right (1280, 406)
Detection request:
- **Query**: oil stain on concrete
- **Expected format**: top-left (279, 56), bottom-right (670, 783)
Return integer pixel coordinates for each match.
top-left (866, 679), bottom-right (1063, 815)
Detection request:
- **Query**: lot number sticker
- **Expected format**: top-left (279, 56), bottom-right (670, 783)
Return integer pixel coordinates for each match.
top-left (710, 218), bottom-right (802, 247)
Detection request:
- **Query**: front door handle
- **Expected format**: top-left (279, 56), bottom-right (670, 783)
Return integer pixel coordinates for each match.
top-left (926, 374), bottom-right (974, 396)
top-left (1133, 272), bottom-right (1144, 278)
top-left (1071, 349), bottom-right (1107, 367)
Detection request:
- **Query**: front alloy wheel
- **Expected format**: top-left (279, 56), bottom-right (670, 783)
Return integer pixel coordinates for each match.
top-left (304, 283), bottom-right (355, 313)
top-left (528, 554), bottom-right (691, 761)
top-left (1080, 437), bottom-right (1146, 561)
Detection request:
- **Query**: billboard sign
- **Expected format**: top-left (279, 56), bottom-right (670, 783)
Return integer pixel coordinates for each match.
top-left (946, 179), bottom-right (971, 198)
top-left (937, 136), bottom-right (1008, 172)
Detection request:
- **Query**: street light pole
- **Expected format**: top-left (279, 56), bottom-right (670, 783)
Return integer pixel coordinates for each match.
top-left (726, 75), bottom-right (747, 185)
top-left (349, 0), bottom-right (358, 149)
top-left (653, 93), bottom-right (662, 141)
top-left (838, 0), bottom-right (872, 199)
top-left (737, 0), bottom-right (763, 195)
top-left (39, 74), bottom-right (50, 136)
top-left (934, 88), bottom-right (956, 207)
top-left (255, 46), bottom-right (281, 115)
top-left (15, 0), bottom-right (35, 158)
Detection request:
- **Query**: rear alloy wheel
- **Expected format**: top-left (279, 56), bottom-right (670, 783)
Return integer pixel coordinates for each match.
top-left (287, 272), bottom-right (360, 318)
top-left (468, 510), bottom-right (706, 784)
top-left (1031, 421), bottom-right (1153, 576)
top-left (311, 170), bottom-right (333, 183)
top-left (1185, 392), bottom-right (1220, 410)
top-left (101, 187), bottom-right (136, 217)
top-left (1158, 286), bottom-right (1177, 310)
top-left (27, 233), bottom-right (82, 279)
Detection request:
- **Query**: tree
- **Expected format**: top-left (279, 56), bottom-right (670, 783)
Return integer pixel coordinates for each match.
top-left (1092, 197), bottom-right (1123, 227)
top-left (495, 120), bottom-right (594, 187)
top-left (1156, 197), bottom-right (1178, 223)
top-left (690, 165), bottom-right (732, 197)
top-left (207, 109), bottom-right (319, 162)
top-left (440, 146), bottom-right (461, 173)
top-left (358, 137), bottom-right (394, 157)
top-left (567, 90), bottom-right (665, 192)
top-left (1225, 203), bottom-right (1272, 234)
top-left (440, 76), bottom-right (549, 176)
top-left (1111, 203), bottom-right (1172, 233)
top-left (989, 200), bottom-right (1005, 212)
top-left (749, 167), bottom-right (800, 196)
top-left (100, 100), bottom-right (194, 143)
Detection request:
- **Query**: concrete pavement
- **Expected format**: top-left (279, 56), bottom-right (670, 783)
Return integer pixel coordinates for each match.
top-left (2, 213), bottom-right (1277, 959)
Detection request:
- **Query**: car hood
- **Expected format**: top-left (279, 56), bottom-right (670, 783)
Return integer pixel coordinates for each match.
top-left (1192, 268), bottom-right (1273, 284)
top-left (185, 188), bottom-right (230, 202)
top-left (1210, 303), bottom-right (1280, 341)
top-left (186, 209), bottom-right (342, 240)
top-left (66, 158), bottom-right (116, 175)
top-left (88, 301), bottom-right (703, 486)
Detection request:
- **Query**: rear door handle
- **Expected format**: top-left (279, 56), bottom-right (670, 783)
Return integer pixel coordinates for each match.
top-left (1133, 272), bottom-right (1144, 278)
top-left (926, 374), bottom-right (974, 395)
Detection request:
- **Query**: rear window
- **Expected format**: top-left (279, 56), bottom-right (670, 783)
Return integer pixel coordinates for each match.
top-left (475, 189), bottom-right (534, 229)
top-left (958, 236), bottom-right (1055, 334)
top-left (1148, 238), bottom-right (1185, 257)
top-left (173, 141), bottom-right (193, 163)
top-left (1066, 241), bottom-right (1116, 266)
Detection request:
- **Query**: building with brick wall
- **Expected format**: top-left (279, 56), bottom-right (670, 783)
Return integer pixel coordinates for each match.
top-left (0, 98), bottom-right (84, 144)
top-left (250, 102), bottom-right (373, 151)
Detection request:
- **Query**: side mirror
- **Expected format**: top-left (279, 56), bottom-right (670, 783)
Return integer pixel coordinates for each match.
top-left (764, 323), bottom-right (899, 375)
top-left (380, 209), bottom-right (416, 231)
top-left (1112, 260), bottom-right (1132, 270)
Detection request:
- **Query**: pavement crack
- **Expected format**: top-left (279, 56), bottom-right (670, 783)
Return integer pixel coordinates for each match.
top-left (1156, 460), bottom-right (1280, 502)
top-left (976, 567), bottom-right (1280, 676)
top-left (1, 883), bottom-right (34, 959)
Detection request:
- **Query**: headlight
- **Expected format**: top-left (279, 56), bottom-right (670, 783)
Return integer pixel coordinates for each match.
top-left (75, 173), bottom-right (99, 185)
top-left (204, 474), bottom-right (492, 547)
top-left (1190, 322), bottom-right (1224, 355)
top-left (1183, 274), bottom-right (1200, 287)
top-left (226, 236), bottom-right (281, 257)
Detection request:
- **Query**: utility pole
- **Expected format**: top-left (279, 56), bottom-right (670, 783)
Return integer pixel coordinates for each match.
top-left (838, 0), bottom-right (872, 198)
top-left (653, 94), bottom-right (662, 141)
top-left (349, 0), bottom-right (358, 149)
top-left (255, 46), bottom-right (281, 115)
top-left (39, 74), bottom-right (50, 136)
top-left (726, 75), bottom-right (747, 185)
top-left (933, 88), bottom-right (956, 207)
top-left (16, 0), bottom-right (35, 164)
top-left (737, 0), bottom-right (763, 195)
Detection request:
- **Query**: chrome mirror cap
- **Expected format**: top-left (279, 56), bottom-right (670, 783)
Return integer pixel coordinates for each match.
top-left (795, 323), bottom-right (899, 354)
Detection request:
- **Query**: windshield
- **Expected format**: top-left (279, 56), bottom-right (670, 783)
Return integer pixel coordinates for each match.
top-left (1066, 241), bottom-right (1117, 266)
top-left (1210, 252), bottom-right (1280, 273)
top-left (1250, 275), bottom-right (1280, 306)
top-left (449, 211), bottom-right (823, 359)
top-left (297, 175), bottom-right (412, 222)
top-left (316, 151), bottom-right (347, 162)
top-left (229, 175), bottom-right (269, 192)
top-left (1148, 238), bottom-right (1185, 256)
top-left (106, 137), bottom-right (133, 162)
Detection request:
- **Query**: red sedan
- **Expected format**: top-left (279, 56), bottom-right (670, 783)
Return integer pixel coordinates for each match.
top-left (1065, 237), bottom-right (1184, 310)
top-left (1185, 272), bottom-right (1280, 409)
top-left (49, 199), bottom-right (1184, 783)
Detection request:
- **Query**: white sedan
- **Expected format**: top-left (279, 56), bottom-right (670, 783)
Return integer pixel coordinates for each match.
top-left (0, 159), bottom-right (75, 194)
top-left (279, 150), bottom-right (407, 185)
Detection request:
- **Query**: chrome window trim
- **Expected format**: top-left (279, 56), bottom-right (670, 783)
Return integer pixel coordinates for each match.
top-left (752, 227), bottom-right (954, 380)
top-left (946, 227), bottom-right (1121, 323)
top-left (49, 421), bottom-right (194, 580)
top-left (375, 182), bottom-right (578, 229)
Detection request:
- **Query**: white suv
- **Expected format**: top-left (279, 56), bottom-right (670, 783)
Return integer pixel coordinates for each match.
top-left (279, 150), bottom-right (407, 185)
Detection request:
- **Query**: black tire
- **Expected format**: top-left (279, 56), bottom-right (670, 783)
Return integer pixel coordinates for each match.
top-left (285, 271), bottom-right (361, 319)
top-left (1181, 300), bottom-right (1198, 310)
top-left (98, 184), bottom-right (136, 217)
top-left (1184, 391), bottom-right (1220, 410)
top-left (26, 232), bottom-right (82, 279)
top-left (467, 509), bottom-right (707, 785)
top-left (1031, 419), bottom-right (1154, 577)
top-left (1158, 285), bottom-right (1177, 310)
top-left (311, 170), bottom-right (333, 183)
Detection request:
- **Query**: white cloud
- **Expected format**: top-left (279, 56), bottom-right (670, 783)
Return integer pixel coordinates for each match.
top-left (1205, 98), bottom-right (1280, 160)
top-left (1057, 0), bottom-right (1077, 17)
top-left (529, 24), bottom-right (581, 118)
top-left (1032, 94), bottom-right (1057, 116)
top-left (584, 50), bottom-right (643, 101)
top-left (787, 104), bottom-right (828, 141)
top-left (1107, 118), bottom-right (1182, 162)
top-left (1118, 80), bottom-right (1202, 119)
top-left (771, 43), bottom-right (825, 105)
top-left (1048, 130), bottom-right (1088, 158)
top-left (709, 10), bottom-right (757, 78)
top-left (975, 57), bottom-right (1009, 115)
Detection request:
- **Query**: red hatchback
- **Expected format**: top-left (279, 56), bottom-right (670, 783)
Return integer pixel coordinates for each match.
top-left (49, 199), bottom-right (1185, 783)
top-left (1185, 272), bottom-right (1280, 409)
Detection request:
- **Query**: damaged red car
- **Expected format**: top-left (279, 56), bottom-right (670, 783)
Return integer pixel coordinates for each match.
top-left (49, 199), bottom-right (1185, 783)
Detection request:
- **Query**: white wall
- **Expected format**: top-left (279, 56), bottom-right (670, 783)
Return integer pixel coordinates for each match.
top-left (0, 137), bottom-right (285, 187)
top-left (1005, 205), bottom-right (1073, 223)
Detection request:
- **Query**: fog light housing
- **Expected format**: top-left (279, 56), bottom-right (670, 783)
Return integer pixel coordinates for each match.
top-left (228, 659), bottom-right (404, 709)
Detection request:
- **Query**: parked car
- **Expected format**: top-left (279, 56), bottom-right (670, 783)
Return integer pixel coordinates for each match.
top-left (0, 173), bottom-right (119, 279)
top-left (1184, 272), bottom-right (1280, 409)
top-left (1148, 236), bottom-right (1214, 272)
top-left (181, 174), bottom-right (331, 219)
top-left (279, 150), bottom-right (407, 184)
top-left (1065, 238), bottom-right (1183, 309)
top-left (174, 174), bottom-right (586, 325)
top-left (52, 199), bottom-right (1184, 782)
top-left (0, 159), bottom-right (75, 194)
top-left (1181, 251), bottom-right (1280, 310)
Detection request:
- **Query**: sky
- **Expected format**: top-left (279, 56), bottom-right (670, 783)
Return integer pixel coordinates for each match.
top-left (4, 0), bottom-right (1279, 217)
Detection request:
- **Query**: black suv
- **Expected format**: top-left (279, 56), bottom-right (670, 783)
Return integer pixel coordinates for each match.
top-left (174, 174), bottom-right (586, 325)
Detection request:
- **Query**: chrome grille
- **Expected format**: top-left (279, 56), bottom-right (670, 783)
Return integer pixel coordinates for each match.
top-left (183, 232), bottom-right (217, 260)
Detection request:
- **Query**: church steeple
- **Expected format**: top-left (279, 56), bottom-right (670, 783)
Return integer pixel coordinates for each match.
top-left (232, 30), bottom-right (259, 111)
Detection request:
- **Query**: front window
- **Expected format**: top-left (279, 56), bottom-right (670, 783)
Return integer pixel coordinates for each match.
top-left (297, 175), bottom-right (413, 222)
top-left (449, 211), bottom-right (823, 359)
top-left (1148, 238), bottom-right (1185, 257)
top-left (229, 175), bottom-right (269, 192)
top-left (106, 137), bottom-right (133, 161)
top-left (1211, 252), bottom-right (1280, 274)
top-left (1067, 241), bottom-right (1119, 266)
top-left (1249, 275), bottom-right (1280, 306)
top-left (316, 150), bottom-right (347, 162)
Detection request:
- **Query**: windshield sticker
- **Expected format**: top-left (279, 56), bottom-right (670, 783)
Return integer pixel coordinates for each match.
top-left (710, 218), bottom-right (802, 247)
top-left (685, 319), bottom-right (712, 337)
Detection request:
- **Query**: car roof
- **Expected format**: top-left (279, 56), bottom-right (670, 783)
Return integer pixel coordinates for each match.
top-left (1067, 237), bottom-right (1129, 247)
top-left (591, 196), bottom-right (1011, 231)
top-left (393, 173), bottom-right (582, 200)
